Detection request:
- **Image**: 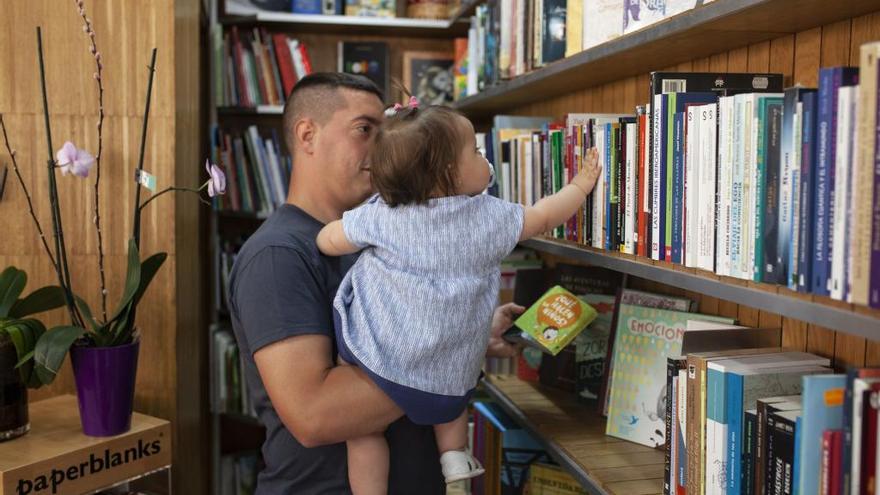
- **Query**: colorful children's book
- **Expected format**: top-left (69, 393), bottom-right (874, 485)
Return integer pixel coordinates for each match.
top-left (605, 304), bottom-right (734, 447)
top-left (510, 286), bottom-right (598, 356)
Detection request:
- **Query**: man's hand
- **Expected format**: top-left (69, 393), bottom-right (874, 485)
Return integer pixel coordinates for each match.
top-left (486, 302), bottom-right (525, 358)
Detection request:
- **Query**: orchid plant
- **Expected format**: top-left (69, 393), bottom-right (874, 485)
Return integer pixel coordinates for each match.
top-left (0, 0), bottom-right (225, 386)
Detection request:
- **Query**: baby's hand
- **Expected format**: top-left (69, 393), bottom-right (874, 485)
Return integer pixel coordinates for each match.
top-left (572, 147), bottom-right (601, 195)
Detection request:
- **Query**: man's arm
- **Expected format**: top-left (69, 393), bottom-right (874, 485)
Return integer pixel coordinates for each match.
top-left (317, 220), bottom-right (361, 256)
top-left (254, 333), bottom-right (402, 447)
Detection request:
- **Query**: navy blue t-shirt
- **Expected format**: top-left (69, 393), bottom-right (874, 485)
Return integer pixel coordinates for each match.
top-left (228, 204), bottom-right (444, 495)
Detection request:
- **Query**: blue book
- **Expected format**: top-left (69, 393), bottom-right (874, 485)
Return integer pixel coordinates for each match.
top-left (759, 99), bottom-right (784, 283)
top-left (793, 415), bottom-right (803, 495)
top-left (797, 92), bottom-right (818, 293)
top-left (796, 374), bottom-right (846, 495)
top-left (672, 112), bottom-right (685, 264)
top-left (725, 366), bottom-right (822, 495)
top-left (812, 67), bottom-right (858, 295)
top-left (292, 0), bottom-right (323, 13)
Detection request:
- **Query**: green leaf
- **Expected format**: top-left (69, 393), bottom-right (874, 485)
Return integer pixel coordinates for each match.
top-left (0, 267), bottom-right (27, 318)
top-left (110, 252), bottom-right (166, 344)
top-left (1, 318), bottom-right (46, 388)
top-left (106, 240), bottom-right (141, 327)
top-left (9, 285), bottom-right (67, 318)
top-left (74, 295), bottom-right (100, 332)
top-left (33, 325), bottom-right (85, 385)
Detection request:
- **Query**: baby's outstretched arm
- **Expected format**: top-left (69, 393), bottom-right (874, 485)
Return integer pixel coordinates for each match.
top-left (519, 147), bottom-right (601, 241)
top-left (317, 220), bottom-right (362, 256)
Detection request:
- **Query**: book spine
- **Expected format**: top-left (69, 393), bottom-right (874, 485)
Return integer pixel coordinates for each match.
top-left (718, 97), bottom-right (733, 277)
top-left (814, 68), bottom-right (838, 295)
top-left (871, 57), bottom-right (880, 306)
top-left (793, 417), bottom-right (803, 495)
top-left (666, 359), bottom-right (679, 495)
top-left (728, 373), bottom-right (746, 495)
top-left (789, 98), bottom-right (804, 290)
top-left (626, 122), bottom-right (637, 255)
top-left (678, 368), bottom-right (689, 495)
top-left (638, 111), bottom-right (648, 257)
top-left (653, 95), bottom-right (666, 260)
top-left (821, 430), bottom-right (834, 495)
top-left (745, 411), bottom-right (758, 495)
top-left (672, 111), bottom-right (685, 264)
top-left (798, 93), bottom-right (818, 293)
top-left (861, 390), bottom-right (878, 495)
top-left (731, 96), bottom-right (745, 279)
top-left (830, 429), bottom-right (843, 495)
top-left (666, 94), bottom-right (677, 261)
top-left (780, 89), bottom-right (798, 288)
top-left (763, 103), bottom-right (784, 283)
top-left (742, 97), bottom-right (756, 281)
top-left (754, 100), bottom-right (769, 283)
top-left (757, 401), bottom-right (768, 495)
top-left (606, 124), bottom-right (613, 249)
top-left (831, 87), bottom-right (854, 300)
top-left (855, 44), bottom-right (880, 305)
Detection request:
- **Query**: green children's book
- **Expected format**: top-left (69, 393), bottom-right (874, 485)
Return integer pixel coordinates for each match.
top-left (510, 285), bottom-right (598, 356)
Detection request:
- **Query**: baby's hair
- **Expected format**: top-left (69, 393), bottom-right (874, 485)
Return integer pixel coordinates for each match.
top-left (369, 99), bottom-right (469, 207)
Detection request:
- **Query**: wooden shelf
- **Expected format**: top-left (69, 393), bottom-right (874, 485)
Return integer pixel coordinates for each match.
top-left (217, 105), bottom-right (284, 116)
top-left (481, 375), bottom-right (664, 495)
top-left (453, 0), bottom-right (880, 116)
top-left (521, 237), bottom-right (880, 340)
top-left (219, 12), bottom-right (466, 37)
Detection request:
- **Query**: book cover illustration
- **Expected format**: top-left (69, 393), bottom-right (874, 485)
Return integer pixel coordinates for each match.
top-left (513, 285), bottom-right (598, 356)
top-left (337, 41), bottom-right (389, 96)
top-left (605, 304), bottom-right (732, 447)
top-left (575, 294), bottom-right (617, 403)
top-left (344, 0), bottom-right (395, 17)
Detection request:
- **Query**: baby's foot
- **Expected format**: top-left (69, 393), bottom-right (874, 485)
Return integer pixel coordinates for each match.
top-left (440, 450), bottom-right (485, 484)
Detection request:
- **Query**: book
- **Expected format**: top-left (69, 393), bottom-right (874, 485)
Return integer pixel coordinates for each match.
top-left (767, 409), bottom-right (801, 495)
top-left (796, 375), bottom-right (847, 495)
top-left (511, 285), bottom-right (598, 356)
top-left (599, 289), bottom-right (695, 417)
top-left (757, 396), bottom-right (803, 495)
top-left (344, 0), bottom-right (395, 17)
top-left (797, 91), bottom-right (819, 293)
top-left (337, 41), bottom-right (390, 97)
top-left (565, 0), bottom-right (583, 58)
top-left (292, 0), bottom-right (322, 14)
top-left (575, 294), bottom-right (617, 404)
top-left (623, 0), bottom-right (699, 35)
top-left (605, 305), bottom-right (734, 447)
top-left (582, 0), bottom-right (623, 50)
top-left (666, 356), bottom-right (688, 495)
top-left (541, 0), bottom-right (566, 64)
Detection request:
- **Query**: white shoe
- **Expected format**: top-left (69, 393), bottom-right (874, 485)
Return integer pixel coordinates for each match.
top-left (440, 450), bottom-right (485, 484)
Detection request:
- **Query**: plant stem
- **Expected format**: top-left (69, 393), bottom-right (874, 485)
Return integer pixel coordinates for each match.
top-left (37, 27), bottom-right (83, 328)
top-left (76, 1), bottom-right (108, 321)
top-left (127, 47), bottom-right (158, 337)
top-left (132, 48), bottom-right (157, 251)
top-left (138, 186), bottom-right (208, 212)
top-left (0, 114), bottom-right (59, 271)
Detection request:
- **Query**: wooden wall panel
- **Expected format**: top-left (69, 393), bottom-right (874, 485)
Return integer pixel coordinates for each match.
top-left (512, 11), bottom-right (880, 369)
top-left (0, 1), bottom-right (204, 492)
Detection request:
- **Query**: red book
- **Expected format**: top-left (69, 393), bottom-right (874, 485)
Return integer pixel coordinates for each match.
top-left (229, 27), bottom-right (251, 107)
top-left (272, 34), bottom-right (297, 98)
top-left (297, 42), bottom-right (313, 76)
top-left (822, 430), bottom-right (835, 495)
top-left (830, 429), bottom-right (844, 495)
top-left (637, 112), bottom-right (647, 257)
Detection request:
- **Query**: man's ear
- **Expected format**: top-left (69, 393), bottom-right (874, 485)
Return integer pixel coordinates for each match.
top-left (294, 118), bottom-right (316, 155)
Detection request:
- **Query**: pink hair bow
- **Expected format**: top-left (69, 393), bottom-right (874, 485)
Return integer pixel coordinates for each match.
top-left (385, 96), bottom-right (420, 116)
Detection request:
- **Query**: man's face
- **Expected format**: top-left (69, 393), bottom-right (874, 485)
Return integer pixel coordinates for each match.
top-left (312, 88), bottom-right (384, 210)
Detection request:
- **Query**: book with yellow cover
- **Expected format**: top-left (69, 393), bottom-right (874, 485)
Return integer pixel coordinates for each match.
top-left (510, 285), bottom-right (598, 356)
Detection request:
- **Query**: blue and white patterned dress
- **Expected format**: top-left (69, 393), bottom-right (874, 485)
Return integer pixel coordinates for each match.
top-left (333, 194), bottom-right (524, 424)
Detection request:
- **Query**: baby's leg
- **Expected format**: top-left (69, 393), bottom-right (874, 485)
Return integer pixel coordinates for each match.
top-left (338, 356), bottom-right (389, 495)
top-left (434, 411), bottom-right (484, 483)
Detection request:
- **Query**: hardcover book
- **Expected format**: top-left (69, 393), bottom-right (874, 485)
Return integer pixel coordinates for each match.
top-left (605, 305), bottom-right (733, 447)
top-left (337, 41), bottom-right (390, 97)
top-left (796, 374), bottom-right (847, 495)
top-left (575, 294), bottom-right (617, 404)
top-left (511, 286), bottom-right (598, 356)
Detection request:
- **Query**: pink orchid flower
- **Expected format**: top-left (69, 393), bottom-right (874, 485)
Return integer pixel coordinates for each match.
top-left (55, 141), bottom-right (95, 178)
top-left (205, 160), bottom-right (226, 197)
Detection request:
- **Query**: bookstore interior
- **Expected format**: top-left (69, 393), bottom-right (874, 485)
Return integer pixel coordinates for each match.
top-left (2, 0), bottom-right (880, 494)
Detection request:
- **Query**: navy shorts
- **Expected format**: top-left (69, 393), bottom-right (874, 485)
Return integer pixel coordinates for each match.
top-left (333, 309), bottom-right (474, 425)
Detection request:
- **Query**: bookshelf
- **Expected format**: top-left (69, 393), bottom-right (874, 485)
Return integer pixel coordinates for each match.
top-left (219, 12), bottom-right (468, 37)
top-left (522, 237), bottom-right (880, 341)
top-left (482, 375), bottom-right (665, 495)
top-left (453, 0), bottom-right (880, 116)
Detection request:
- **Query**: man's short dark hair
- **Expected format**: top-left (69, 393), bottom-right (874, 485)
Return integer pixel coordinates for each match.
top-left (283, 73), bottom-right (384, 152)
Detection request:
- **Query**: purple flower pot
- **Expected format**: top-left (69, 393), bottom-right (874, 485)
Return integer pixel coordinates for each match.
top-left (70, 341), bottom-right (139, 437)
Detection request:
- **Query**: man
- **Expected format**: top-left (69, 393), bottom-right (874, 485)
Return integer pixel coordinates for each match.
top-left (228, 72), bottom-right (523, 494)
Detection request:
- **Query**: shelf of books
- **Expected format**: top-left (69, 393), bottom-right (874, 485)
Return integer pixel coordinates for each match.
top-left (452, 0), bottom-right (880, 116)
top-left (482, 374), bottom-right (664, 495)
top-left (521, 237), bottom-right (880, 340)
